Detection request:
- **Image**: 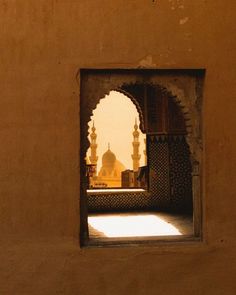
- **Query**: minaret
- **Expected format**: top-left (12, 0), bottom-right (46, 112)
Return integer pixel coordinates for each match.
top-left (89, 121), bottom-right (98, 175)
top-left (131, 118), bottom-right (141, 172)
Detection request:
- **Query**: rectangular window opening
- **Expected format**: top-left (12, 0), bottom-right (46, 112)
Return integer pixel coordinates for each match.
top-left (79, 69), bottom-right (205, 247)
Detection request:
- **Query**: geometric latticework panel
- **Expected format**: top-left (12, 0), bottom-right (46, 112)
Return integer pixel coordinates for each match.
top-left (87, 135), bottom-right (193, 213)
top-left (148, 135), bottom-right (171, 209)
top-left (169, 135), bottom-right (193, 212)
top-left (87, 191), bottom-right (149, 213)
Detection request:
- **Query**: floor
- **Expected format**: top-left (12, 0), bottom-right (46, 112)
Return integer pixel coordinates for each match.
top-left (88, 211), bottom-right (193, 239)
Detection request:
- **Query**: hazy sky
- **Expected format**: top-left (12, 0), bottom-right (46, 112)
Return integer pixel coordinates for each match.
top-left (87, 91), bottom-right (145, 171)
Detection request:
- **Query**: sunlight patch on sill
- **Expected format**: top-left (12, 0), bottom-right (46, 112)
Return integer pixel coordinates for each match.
top-left (87, 188), bottom-right (145, 193)
top-left (88, 214), bottom-right (182, 238)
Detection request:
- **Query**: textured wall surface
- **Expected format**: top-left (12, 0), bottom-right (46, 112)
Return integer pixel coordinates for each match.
top-left (0, 0), bottom-right (235, 294)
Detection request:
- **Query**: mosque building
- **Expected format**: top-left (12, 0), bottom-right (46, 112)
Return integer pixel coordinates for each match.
top-left (88, 120), bottom-right (144, 188)
top-left (96, 144), bottom-right (126, 187)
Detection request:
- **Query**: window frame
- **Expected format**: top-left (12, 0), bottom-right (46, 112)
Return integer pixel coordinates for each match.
top-left (78, 68), bottom-right (205, 247)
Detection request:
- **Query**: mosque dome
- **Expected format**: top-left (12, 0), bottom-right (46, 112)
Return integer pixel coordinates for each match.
top-left (102, 147), bottom-right (116, 167)
top-left (98, 146), bottom-right (126, 184)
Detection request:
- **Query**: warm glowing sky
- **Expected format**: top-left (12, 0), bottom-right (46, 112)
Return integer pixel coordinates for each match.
top-left (87, 91), bottom-right (145, 171)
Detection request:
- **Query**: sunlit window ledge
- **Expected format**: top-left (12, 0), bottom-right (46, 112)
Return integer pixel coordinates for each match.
top-left (87, 188), bottom-right (146, 194)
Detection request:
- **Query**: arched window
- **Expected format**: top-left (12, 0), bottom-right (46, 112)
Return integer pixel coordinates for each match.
top-left (86, 90), bottom-right (145, 189)
top-left (79, 69), bottom-right (204, 246)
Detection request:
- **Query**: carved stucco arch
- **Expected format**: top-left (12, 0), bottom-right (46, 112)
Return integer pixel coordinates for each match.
top-left (81, 78), bottom-right (201, 168)
top-left (113, 88), bottom-right (145, 132)
top-left (81, 88), bottom-right (144, 176)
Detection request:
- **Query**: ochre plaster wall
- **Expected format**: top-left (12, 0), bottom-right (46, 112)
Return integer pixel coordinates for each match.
top-left (0, 1), bottom-right (235, 294)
